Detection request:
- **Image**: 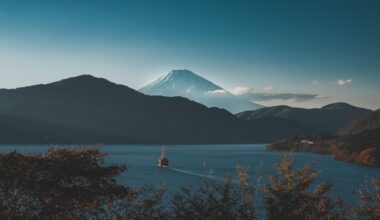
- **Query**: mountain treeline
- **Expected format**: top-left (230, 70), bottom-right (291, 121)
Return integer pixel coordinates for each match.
top-left (0, 75), bottom-right (374, 145)
top-left (1, 147), bottom-right (379, 220)
top-left (236, 103), bottom-right (371, 134)
top-left (0, 75), bottom-right (314, 144)
top-left (268, 111), bottom-right (380, 167)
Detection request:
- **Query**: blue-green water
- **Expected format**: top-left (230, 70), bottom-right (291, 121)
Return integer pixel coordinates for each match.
top-left (1, 144), bottom-right (379, 203)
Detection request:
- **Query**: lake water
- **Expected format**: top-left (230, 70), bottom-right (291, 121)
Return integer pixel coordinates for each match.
top-left (1, 144), bottom-right (379, 204)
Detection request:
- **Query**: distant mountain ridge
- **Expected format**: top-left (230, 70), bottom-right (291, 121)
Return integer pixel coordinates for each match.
top-left (0, 75), bottom-right (312, 144)
top-left (236, 103), bottom-right (371, 134)
top-left (140, 70), bottom-right (262, 113)
top-left (339, 110), bottom-right (380, 136)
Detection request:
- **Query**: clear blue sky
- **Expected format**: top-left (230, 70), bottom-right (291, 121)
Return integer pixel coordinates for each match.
top-left (0, 0), bottom-right (379, 109)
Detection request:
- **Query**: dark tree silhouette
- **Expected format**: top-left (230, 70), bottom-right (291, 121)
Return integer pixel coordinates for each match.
top-left (171, 166), bottom-right (257, 220)
top-left (2, 147), bottom-right (380, 219)
top-left (262, 155), bottom-right (345, 220)
top-left (355, 178), bottom-right (380, 220)
top-left (0, 147), bottom-right (168, 220)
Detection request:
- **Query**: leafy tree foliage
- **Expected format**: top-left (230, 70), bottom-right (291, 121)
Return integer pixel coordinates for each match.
top-left (171, 166), bottom-right (257, 220)
top-left (118, 186), bottom-right (168, 220)
top-left (355, 178), bottom-right (380, 220)
top-left (263, 155), bottom-right (344, 220)
top-left (0, 147), bottom-right (166, 219)
top-left (1, 147), bottom-right (380, 219)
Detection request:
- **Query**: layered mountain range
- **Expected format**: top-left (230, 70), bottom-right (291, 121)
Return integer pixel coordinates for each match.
top-left (236, 103), bottom-right (371, 134)
top-left (1, 73), bottom-right (376, 145)
top-left (0, 75), bottom-right (312, 144)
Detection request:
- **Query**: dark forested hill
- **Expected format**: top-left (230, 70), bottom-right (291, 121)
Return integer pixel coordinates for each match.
top-left (236, 103), bottom-right (371, 134)
top-left (268, 110), bottom-right (380, 167)
top-left (0, 75), bottom-right (313, 144)
top-left (339, 110), bottom-right (380, 136)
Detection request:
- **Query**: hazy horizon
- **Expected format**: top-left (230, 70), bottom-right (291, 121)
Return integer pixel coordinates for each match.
top-left (1, 0), bottom-right (379, 109)
top-left (0, 71), bottom-right (377, 111)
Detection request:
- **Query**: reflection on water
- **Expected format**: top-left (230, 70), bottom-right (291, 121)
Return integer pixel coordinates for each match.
top-left (1, 144), bottom-right (379, 204)
top-left (169, 167), bottom-right (223, 181)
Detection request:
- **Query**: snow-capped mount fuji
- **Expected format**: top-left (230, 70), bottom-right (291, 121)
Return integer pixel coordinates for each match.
top-left (141, 69), bottom-right (222, 95)
top-left (140, 70), bottom-right (262, 113)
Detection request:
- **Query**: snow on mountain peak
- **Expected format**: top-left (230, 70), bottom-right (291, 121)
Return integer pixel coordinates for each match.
top-left (139, 69), bottom-right (262, 113)
top-left (141, 69), bottom-right (222, 93)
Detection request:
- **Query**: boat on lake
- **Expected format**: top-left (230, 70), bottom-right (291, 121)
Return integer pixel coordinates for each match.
top-left (158, 146), bottom-right (169, 168)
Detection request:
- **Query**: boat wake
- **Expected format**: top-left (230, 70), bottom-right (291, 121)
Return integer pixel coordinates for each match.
top-left (169, 167), bottom-right (223, 181)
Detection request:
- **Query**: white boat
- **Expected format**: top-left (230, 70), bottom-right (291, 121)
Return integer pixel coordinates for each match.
top-left (157, 146), bottom-right (169, 168)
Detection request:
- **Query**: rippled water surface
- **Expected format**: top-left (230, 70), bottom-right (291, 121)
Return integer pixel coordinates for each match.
top-left (1, 144), bottom-right (379, 203)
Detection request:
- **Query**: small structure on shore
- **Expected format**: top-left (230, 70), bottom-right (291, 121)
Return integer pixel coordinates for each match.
top-left (300, 139), bottom-right (315, 145)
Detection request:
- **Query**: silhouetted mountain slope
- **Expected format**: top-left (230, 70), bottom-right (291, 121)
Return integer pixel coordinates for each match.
top-left (268, 126), bottom-right (380, 167)
top-left (0, 75), bottom-right (312, 144)
top-left (0, 114), bottom-right (116, 144)
top-left (268, 108), bottom-right (380, 167)
top-left (321, 102), bottom-right (358, 110)
top-left (236, 103), bottom-right (371, 134)
top-left (339, 110), bottom-right (380, 136)
top-left (140, 70), bottom-right (262, 113)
